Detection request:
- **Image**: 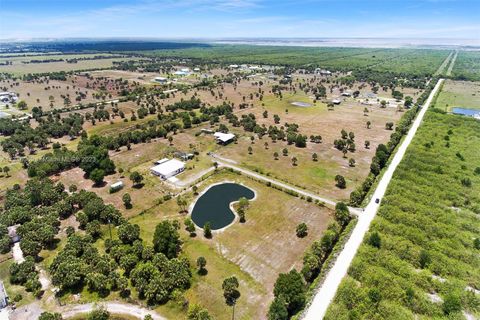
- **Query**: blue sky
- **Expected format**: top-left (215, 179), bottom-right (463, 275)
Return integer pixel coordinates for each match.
top-left (1, 0), bottom-right (479, 39)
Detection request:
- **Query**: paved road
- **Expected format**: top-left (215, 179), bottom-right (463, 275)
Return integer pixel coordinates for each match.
top-left (446, 50), bottom-right (458, 76)
top-left (209, 155), bottom-right (361, 216)
top-left (302, 79), bottom-right (444, 319)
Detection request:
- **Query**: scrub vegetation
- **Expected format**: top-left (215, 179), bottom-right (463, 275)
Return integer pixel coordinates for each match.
top-left (326, 110), bottom-right (480, 319)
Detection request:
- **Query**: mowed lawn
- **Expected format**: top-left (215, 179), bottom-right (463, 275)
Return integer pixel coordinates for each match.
top-left (127, 170), bottom-right (333, 319)
top-left (435, 80), bottom-right (480, 112)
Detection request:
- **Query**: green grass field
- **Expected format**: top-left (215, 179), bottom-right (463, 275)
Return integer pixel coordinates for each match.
top-left (434, 80), bottom-right (480, 112)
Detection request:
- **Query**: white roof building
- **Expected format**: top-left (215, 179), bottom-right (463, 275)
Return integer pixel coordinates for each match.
top-left (110, 181), bottom-right (124, 189)
top-left (214, 132), bottom-right (236, 144)
top-left (332, 99), bottom-right (341, 105)
top-left (154, 77), bottom-right (168, 83)
top-left (151, 158), bottom-right (185, 179)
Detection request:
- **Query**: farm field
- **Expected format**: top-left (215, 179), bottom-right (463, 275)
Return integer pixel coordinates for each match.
top-left (451, 50), bottom-right (480, 81)
top-left (140, 46), bottom-right (450, 76)
top-left (434, 80), bottom-right (480, 112)
top-left (0, 42), bottom-right (457, 320)
top-left (0, 53), bottom-right (138, 76)
top-left (325, 110), bottom-right (480, 319)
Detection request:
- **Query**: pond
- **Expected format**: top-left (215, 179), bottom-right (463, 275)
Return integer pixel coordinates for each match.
top-left (191, 182), bottom-right (255, 230)
top-left (452, 107), bottom-right (480, 117)
top-left (291, 101), bottom-right (312, 107)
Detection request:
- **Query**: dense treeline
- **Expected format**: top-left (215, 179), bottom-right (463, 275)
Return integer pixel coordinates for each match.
top-left (326, 111), bottom-right (480, 319)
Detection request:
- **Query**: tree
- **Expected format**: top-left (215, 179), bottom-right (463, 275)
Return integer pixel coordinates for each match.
top-left (335, 175), bottom-right (346, 189)
top-left (188, 304), bottom-right (212, 320)
top-left (176, 195), bottom-right (187, 212)
top-left (268, 296), bottom-right (288, 320)
top-left (197, 256), bottom-right (207, 275)
top-left (366, 121), bottom-right (371, 129)
top-left (273, 152), bottom-right (279, 160)
top-left (349, 158), bottom-right (356, 167)
top-left (365, 140), bottom-right (370, 149)
top-left (385, 122), bottom-right (394, 130)
top-left (263, 110), bottom-right (268, 118)
top-left (334, 202), bottom-right (351, 227)
top-left (39, 312), bottom-right (62, 320)
top-left (90, 168), bottom-right (105, 186)
top-left (419, 250), bottom-right (431, 269)
top-left (17, 100), bottom-right (28, 110)
top-left (248, 146), bottom-right (253, 154)
top-left (184, 218), bottom-right (196, 237)
top-left (291, 157), bottom-right (298, 166)
top-left (222, 276), bottom-right (240, 319)
top-left (4, 166), bottom-right (10, 177)
top-left (368, 231), bottom-right (381, 248)
top-left (443, 292), bottom-right (462, 315)
top-left (296, 223), bottom-right (308, 238)
top-left (168, 136), bottom-right (173, 145)
top-left (282, 148), bottom-right (288, 156)
top-left (192, 185), bottom-right (198, 195)
top-left (87, 306), bottom-right (110, 320)
top-left (203, 222), bottom-right (212, 239)
top-left (272, 270), bottom-right (306, 315)
top-left (153, 221), bottom-right (180, 259)
top-left (122, 193), bottom-right (132, 209)
top-left (118, 223), bottom-right (140, 244)
top-left (312, 153), bottom-right (318, 161)
top-left (129, 171), bottom-right (144, 187)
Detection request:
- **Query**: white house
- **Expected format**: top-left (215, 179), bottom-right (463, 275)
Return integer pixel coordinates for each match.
top-left (214, 132), bottom-right (236, 145)
top-left (151, 158), bottom-right (185, 179)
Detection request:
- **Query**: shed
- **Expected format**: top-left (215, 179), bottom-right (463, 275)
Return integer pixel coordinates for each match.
top-left (109, 181), bottom-right (124, 193)
top-left (214, 132), bottom-right (236, 145)
top-left (332, 99), bottom-right (341, 105)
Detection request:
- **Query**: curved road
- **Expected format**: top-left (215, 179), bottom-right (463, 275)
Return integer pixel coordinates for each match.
top-left (60, 302), bottom-right (165, 320)
top-left (302, 79), bottom-right (444, 319)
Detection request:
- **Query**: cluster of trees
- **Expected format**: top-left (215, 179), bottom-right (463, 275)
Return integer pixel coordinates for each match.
top-left (27, 134), bottom-right (115, 184)
top-left (268, 202), bottom-right (352, 319)
top-left (0, 113), bottom-right (83, 159)
top-left (49, 219), bottom-right (192, 306)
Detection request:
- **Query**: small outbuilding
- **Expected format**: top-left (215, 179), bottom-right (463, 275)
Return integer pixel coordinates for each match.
top-left (109, 181), bottom-right (124, 193)
top-left (332, 99), bottom-right (341, 105)
top-left (151, 158), bottom-right (185, 179)
top-left (154, 77), bottom-right (168, 84)
top-left (214, 132), bottom-right (236, 145)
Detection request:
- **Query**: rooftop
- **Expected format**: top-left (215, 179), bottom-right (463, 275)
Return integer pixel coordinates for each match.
top-left (151, 158), bottom-right (185, 176)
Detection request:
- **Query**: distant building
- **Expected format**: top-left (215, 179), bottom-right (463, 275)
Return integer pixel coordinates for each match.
top-left (314, 68), bottom-right (332, 76)
top-left (214, 132), bottom-right (236, 145)
top-left (174, 151), bottom-right (194, 161)
top-left (154, 77), bottom-right (168, 84)
top-left (0, 92), bottom-right (18, 104)
top-left (341, 92), bottom-right (352, 97)
top-left (193, 67), bottom-right (200, 72)
top-left (151, 158), bottom-right (185, 179)
top-left (332, 99), bottom-right (341, 105)
top-left (228, 64), bottom-right (239, 69)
